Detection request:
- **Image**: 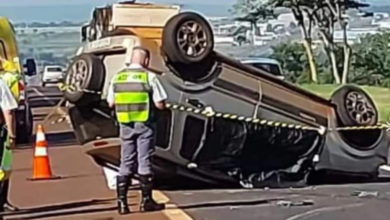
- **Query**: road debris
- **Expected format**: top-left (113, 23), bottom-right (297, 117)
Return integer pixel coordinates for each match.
top-left (351, 191), bottom-right (379, 198)
top-left (276, 200), bottom-right (315, 207)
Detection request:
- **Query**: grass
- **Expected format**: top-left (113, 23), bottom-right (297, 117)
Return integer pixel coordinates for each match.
top-left (299, 84), bottom-right (390, 122)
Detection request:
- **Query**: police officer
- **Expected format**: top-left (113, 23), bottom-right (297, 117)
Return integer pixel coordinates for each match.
top-left (0, 59), bottom-right (18, 213)
top-left (107, 47), bottom-right (167, 215)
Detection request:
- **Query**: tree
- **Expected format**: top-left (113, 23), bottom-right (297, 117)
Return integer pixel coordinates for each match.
top-left (271, 42), bottom-right (308, 83)
top-left (270, 0), bottom-right (319, 83)
top-left (271, 0), bottom-right (369, 84)
top-left (311, 0), bottom-right (369, 84)
top-left (231, 0), bottom-right (275, 44)
top-left (350, 32), bottom-right (390, 86)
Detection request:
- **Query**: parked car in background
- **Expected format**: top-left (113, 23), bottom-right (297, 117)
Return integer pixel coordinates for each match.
top-left (42, 65), bottom-right (64, 86)
top-left (240, 57), bottom-right (285, 80)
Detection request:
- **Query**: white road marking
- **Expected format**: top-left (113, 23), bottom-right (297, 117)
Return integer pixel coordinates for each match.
top-left (154, 191), bottom-right (194, 220)
top-left (286, 203), bottom-right (363, 220)
top-left (32, 87), bottom-right (58, 104)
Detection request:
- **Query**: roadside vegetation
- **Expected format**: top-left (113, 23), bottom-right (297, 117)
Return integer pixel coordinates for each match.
top-left (231, 0), bottom-right (390, 121)
top-left (271, 32), bottom-right (390, 87)
top-left (232, 0), bottom-right (371, 84)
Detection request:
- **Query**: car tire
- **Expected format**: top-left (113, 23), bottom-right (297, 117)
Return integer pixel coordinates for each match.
top-left (331, 85), bottom-right (381, 149)
top-left (162, 12), bottom-right (217, 82)
top-left (64, 54), bottom-right (105, 106)
top-left (331, 85), bottom-right (378, 127)
top-left (162, 12), bottom-right (214, 64)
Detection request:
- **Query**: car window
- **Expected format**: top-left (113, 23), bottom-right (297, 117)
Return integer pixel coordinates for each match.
top-left (180, 116), bottom-right (205, 160)
top-left (47, 67), bottom-right (63, 72)
top-left (155, 109), bottom-right (172, 149)
top-left (249, 63), bottom-right (282, 76)
top-left (0, 39), bottom-right (7, 59)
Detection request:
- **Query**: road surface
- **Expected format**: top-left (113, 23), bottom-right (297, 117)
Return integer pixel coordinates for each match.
top-left (2, 84), bottom-right (390, 220)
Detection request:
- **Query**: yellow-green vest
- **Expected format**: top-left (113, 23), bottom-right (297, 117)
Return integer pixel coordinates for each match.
top-left (113, 70), bottom-right (151, 123)
top-left (0, 71), bottom-right (19, 181)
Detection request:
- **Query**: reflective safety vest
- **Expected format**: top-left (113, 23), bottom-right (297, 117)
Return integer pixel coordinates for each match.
top-left (0, 128), bottom-right (11, 181)
top-left (0, 71), bottom-right (19, 181)
top-left (113, 70), bottom-right (151, 123)
top-left (0, 71), bottom-right (20, 102)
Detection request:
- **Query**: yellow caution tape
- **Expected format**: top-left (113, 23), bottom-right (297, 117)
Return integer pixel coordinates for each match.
top-left (161, 102), bottom-right (390, 135)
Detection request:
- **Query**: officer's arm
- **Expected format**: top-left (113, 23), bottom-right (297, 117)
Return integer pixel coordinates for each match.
top-left (0, 82), bottom-right (18, 148)
top-left (154, 100), bottom-right (166, 110)
top-left (107, 80), bottom-right (115, 108)
top-left (3, 109), bottom-right (16, 140)
top-left (151, 74), bottom-right (167, 110)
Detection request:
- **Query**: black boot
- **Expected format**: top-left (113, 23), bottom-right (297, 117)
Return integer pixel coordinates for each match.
top-left (139, 175), bottom-right (165, 212)
top-left (116, 175), bottom-right (130, 215)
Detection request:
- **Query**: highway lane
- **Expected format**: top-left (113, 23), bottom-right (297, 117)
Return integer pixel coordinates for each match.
top-left (27, 86), bottom-right (63, 108)
top-left (25, 84), bottom-right (75, 146)
top-left (4, 84), bottom-right (190, 220)
top-left (4, 84), bottom-right (390, 220)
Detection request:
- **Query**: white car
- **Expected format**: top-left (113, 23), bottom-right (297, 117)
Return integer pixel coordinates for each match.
top-left (240, 57), bottom-right (285, 80)
top-left (42, 65), bottom-right (64, 86)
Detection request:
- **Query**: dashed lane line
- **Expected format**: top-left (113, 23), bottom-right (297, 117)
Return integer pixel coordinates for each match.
top-left (154, 191), bottom-right (194, 220)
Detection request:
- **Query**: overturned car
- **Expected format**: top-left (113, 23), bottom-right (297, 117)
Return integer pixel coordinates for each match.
top-left (64, 2), bottom-right (389, 188)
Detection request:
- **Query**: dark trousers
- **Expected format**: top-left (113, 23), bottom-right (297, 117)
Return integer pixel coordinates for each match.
top-left (0, 179), bottom-right (9, 209)
top-left (119, 122), bottom-right (156, 177)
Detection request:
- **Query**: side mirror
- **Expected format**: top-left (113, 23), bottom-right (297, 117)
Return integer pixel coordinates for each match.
top-left (81, 25), bottom-right (87, 42)
top-left (24, 58), bottom-right (37, 76)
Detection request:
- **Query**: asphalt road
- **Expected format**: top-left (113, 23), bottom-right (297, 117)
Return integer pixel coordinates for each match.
top-left (3, 84), bottom-right (390, 220)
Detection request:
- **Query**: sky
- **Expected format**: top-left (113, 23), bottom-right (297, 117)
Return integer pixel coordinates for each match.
top-left (0, 0), bottom-right (237, 6)
top-left (0, 0), bottom-right (388, 22)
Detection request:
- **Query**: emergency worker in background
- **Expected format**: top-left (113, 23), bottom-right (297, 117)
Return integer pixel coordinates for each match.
top-left (0, 59), bottom-right (19, 212)
top-left (107, 47), bottom-right (167, 215)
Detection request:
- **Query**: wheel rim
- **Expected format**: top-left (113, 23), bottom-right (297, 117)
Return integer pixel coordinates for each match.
top-left (345, 91), bottom-right (376, 125)
top-left (66, 59), bottom-right (88, 93)
top-left (177, 20), bottom-right (209, 58)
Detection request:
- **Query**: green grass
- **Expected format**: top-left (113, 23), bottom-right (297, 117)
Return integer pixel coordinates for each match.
top-left (299, 84), bottom-right (390, 122)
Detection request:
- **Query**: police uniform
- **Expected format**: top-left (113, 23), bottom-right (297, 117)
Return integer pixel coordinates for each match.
top-left (107, 63), bottom-right (167, 214)
top-left (0, 77), bottom-right (18, 212)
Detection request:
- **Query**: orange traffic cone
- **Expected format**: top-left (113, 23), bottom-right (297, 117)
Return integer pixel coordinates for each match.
top-left (30, 124), bottom-right (60, 181)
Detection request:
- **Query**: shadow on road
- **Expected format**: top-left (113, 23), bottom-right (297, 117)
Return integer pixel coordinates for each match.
top-left (1, 198), bottom-right (123, 219)
top-left (177, 198), bottom-right (282, 210)
top-left (16, 132), bottom-right (77, 149)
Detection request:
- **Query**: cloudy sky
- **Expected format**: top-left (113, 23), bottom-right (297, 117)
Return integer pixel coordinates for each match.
top-left (0, 0), bottom-right (237, 6)
top-left (0, 0), bottom-right (387, 6)
top-left (0, 0), bottom-right (387, 22)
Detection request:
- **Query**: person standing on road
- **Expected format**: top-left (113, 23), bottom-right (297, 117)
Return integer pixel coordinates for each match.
top-left (107, 47), bottom-right (167, 215)
top-left (0, 60), bottom-right (18, 213)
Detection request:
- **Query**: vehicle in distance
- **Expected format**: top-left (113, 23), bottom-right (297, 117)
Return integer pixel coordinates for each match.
top-left (240, 57), bottom-right (285, 80)
top-left (42, 65), bottom-right (64, 86)
top-left (63, 2), bottom-right (389, 188)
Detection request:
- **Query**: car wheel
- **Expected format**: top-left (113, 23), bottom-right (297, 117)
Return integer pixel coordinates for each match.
top-left (331, 85), bottom-right (378, 127)
top-left (64, 54), bottom-right (105, 106)
top-left (331, 85), bottom-right (381, 149)
top-left (163, 12), bottom-right (214, 64)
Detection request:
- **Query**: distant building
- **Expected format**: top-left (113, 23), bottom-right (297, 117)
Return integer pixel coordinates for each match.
top-left (15, 26), bottom-right (80, 35)
top-left (377, 18), bottom-right (390, 29)
top-left (333, 28), bottom-right (380, 44)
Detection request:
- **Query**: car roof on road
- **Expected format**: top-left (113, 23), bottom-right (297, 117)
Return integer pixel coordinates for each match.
top-left (45, 65), bottom-right (63, 69)
top-left (239, 57), bottom-right (280, 65)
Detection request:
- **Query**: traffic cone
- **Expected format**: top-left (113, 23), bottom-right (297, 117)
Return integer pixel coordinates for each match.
top-left (30, 124), bottom-right (60, 181)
